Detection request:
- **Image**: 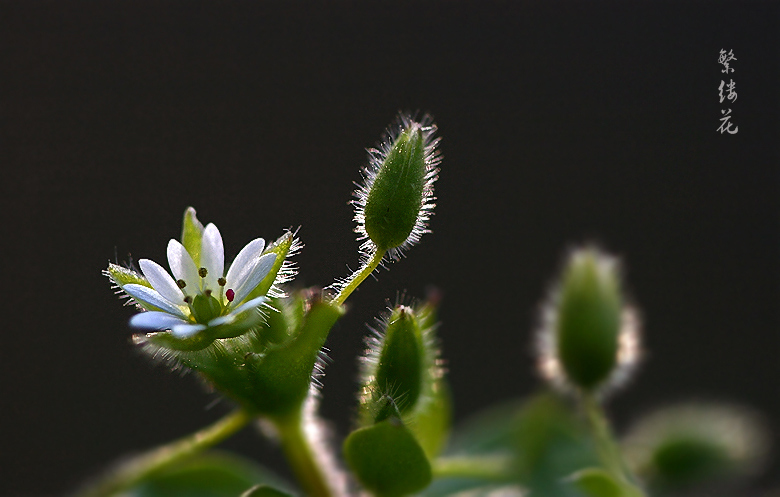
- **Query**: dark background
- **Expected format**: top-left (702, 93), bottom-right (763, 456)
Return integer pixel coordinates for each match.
top-left (1, 1), bottom-right (778, 495)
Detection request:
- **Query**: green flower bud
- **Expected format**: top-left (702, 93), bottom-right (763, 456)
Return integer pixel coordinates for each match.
top-left (622, 403), bottom-right (769, 489)
top-left (357, 298), bottom-right (450, 458)
top-left (537, 248), bottom-right (641, 393)
top-left (354, 114), bottom-right (440, 259)
top-left (374, 306), bottom-right (424, 415)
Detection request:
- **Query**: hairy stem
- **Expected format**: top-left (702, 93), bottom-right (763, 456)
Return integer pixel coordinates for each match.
top-left (432, 455), bottom-right (515, 481)
top-left (275, 411), bottom-right (334, 497)
top-left (77, 409), bottom-right (251, 497)
top-left (331, 248), bottom-right (386, 307)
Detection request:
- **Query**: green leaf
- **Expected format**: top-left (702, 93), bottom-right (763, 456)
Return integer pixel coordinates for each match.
top-left (344, 419), bottom-right (432, 497)
top-left (181, 207), bottom-right (205, 267)
top-left (122, 451), bottom-right (290, 497)
top-left (240, 484), bottom-right (295, 497)
top-left (566, 468), bottom-right (624, 497)
top-left (429, 393), bottom-right (597, 497)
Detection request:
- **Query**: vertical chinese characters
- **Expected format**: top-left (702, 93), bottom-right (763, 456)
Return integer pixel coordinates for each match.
top-left (717, 49), bottom-right (738, 134)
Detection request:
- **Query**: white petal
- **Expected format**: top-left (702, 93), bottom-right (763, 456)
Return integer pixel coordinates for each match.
top-left (209, 296), bottom-right (265, 327)
top-left (200, 223), bottom-right (224, 292)
top-left (208, 314), bottom-right (235, 327)
top-left (171, 323), bottom-right (207, 339)
top-left (231, 295), bottom-right (267, 315)
top-left (167, 239), bottom-right (200, 290)
top-left (139, 259), bottom-right (185, 304)
top-left (225, 238), bottom-right (266, 289)
top-left (230, 253), bottom-right (277, 305)
top-left (123, 284), bottom-right (188, 319)
top-left (130, 312), bottom-right (188, 330)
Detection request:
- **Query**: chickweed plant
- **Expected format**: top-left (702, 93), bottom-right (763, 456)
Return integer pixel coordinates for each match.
top-left (88, 114), bottom-right (770, 497)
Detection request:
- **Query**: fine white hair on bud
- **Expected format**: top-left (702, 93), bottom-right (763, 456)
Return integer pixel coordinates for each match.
top-left (535, 246), bottom-right (643, 397)
top-left (352, 113), bottom-right (441, 261)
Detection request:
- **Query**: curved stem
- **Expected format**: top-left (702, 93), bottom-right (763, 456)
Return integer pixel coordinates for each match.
top-left (274, 412), bottom-right (334, 497)
top-left (331, 248), bottom-right (386, 307)
top-left (432, 455), bottom-right (515, 481)
top-left (581, 392), bottom-right (645, 496)
top-left (78, 409), bottom-right (251, 497)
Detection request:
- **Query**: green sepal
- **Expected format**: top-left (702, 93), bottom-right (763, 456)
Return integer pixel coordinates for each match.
top-left (106, 263), bottom-right (167, 314)
top-left (106, 263), bottom-right (153, 289)
top-left (566, 468), bottom-right (626, 497)
top-left (411, 380), bottom-right (452, 459)
top-left (374, 306), bottom-right (424, 415)
top-left (344, 418), bottom-right (432, 497)
top-left (182, 207), bottom-right (205, 267)
top-left (136, 330), bottom-right (219, 352)
top-left (136, 298), bottom-right (268, 352)
top-left (557, 249), bottom-right (622, 390)
top-left (241, 484), bottom-right (295, 497)
top-left (364, 123), bottom-right (427, 251)
top-left (260, 294), bottom-right (305, 346)
top-left (246, 231), bottom-right (294, 302)
top-left (243, 298), bottom-right (343, 417)
top-left (135, 291), bottom-right (342, 417)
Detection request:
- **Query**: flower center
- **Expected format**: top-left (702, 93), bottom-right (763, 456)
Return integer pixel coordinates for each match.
top-left (178, 267), bottom-right (236, 323)
top-left (189, 293), bottom-right (223, 323)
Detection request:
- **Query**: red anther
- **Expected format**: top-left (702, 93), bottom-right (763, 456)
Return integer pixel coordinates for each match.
top-left (226, 289), bottom-right (235, 302)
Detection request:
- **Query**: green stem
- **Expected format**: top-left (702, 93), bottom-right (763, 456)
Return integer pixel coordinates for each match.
top-left (78, 409), bottom-right (251, 497)
top-left (581, 392), bottom-right (645, 496)
top-left (432, 455), bottom-right (514, 481)
top-left (331, 248), bottom-right (386, 307)
top-left (274, 412), bottom-right (334, 497)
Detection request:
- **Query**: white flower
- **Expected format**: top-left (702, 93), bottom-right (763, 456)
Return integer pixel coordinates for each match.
top-left (119, 223), bottom-right (276, 339)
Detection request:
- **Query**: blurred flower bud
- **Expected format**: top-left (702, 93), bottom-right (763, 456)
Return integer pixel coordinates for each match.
top-left (537, 247), bottom-right (641, 394)
top-left (622, 403), bottom-right (770, 490)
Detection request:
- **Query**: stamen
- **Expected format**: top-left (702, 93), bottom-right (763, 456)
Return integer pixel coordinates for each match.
top-left (183, 296), bottom-right (193, 304)
top-left (199, 267), bottom-right (208, 278)
top-left (204, 289), bottom-right (213, 296)
top-left (218, 277), bottom-right (226, 286)
top-left (226, 289), bottom-right (235, 302)
top-left (176, 279), bottom-right (187, 289)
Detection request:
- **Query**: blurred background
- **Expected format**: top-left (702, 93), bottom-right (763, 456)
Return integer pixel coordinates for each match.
top-left (1, 1), bottom-right (777, 495)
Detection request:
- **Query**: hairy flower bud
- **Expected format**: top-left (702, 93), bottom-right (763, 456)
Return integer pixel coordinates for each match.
top-left (353, 114), bottom-right (440, 259)
top-left (537, 247), bottom-right (641, 394)
top-left (622, 403), bottom-right (769, 489)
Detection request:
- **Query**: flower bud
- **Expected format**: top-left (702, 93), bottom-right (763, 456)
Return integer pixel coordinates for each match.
top-left (354, 115), bottom-right (440, 258)
top-left (537, 248), bottom-right (641, 393)
top-left (357, 298), bottom-right (450, 458)
top-left (374, 306), bottom-right (424, 415)
top-left (622, 403), bottom-right (769, 489)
